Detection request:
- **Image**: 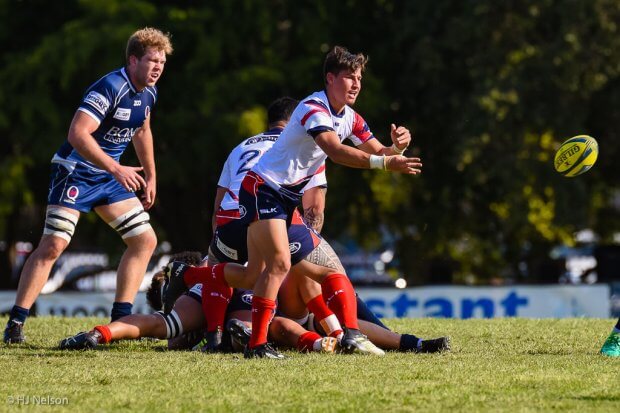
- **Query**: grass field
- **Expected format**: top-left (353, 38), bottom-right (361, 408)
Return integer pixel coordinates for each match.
top-left (1, 317), bottom-right (618, 412)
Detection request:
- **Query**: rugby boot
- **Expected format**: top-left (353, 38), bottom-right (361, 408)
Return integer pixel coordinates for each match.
top-left (600, 331), bottom-right (620, 357)
top-left (243, 343), bottom-right (286, 359)
top-left (198, 328), bottom-right (228, 353)
top-left (58, 330), bottom-right (101, 350)
top-left (162, 261), bottom-right (190, 313)
top-left (417, 336), bottom-right (451, 353)
top-left (340, 328), bottom-right (385, 356)
top-left (3, 320), bottom-right (25, 344)
top-left (318, 336), bottom-right (340, 353)
top-left (226, 318), bottom-right (252, 349)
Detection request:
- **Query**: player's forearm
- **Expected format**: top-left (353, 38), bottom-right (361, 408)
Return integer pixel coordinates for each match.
top-left (68, 131), bottom-right (119, 173)
top-left (325, 145), bottom-right (374, 169)
top-left (133, 130), bottom-right (156, 180)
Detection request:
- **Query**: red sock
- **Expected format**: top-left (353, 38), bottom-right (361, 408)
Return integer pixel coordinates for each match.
top-left (249, 296), bottom-right (276, 348)
top-left (321, 273), bottom-right (359, 330)
top-left (183, 266), bottom-right (212, 287)
top-left (306, 295), bottom-right (343, 337)
top-left (296, 331), bottom-right (322, 352)
top-left (201, 264), bottom-right (232, 332)
top-left (93, 325), bottom-right (112, 344)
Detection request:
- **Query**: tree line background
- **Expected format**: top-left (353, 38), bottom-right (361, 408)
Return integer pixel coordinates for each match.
top-left (1, 0), bottom-right (619, 285)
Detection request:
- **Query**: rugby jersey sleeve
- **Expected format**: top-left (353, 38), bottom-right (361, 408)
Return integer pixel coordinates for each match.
top-left (300, 99), bottom-right (335, 138)
top-left (217, 153), bottom-right (234, 189)
top-left (347, 112), bottom-right (375, 146)
top-left (77, 77), bottom-right (116, 124)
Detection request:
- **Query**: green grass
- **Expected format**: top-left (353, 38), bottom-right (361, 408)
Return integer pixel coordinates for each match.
top-left (1, 317), bottom-right (619, 412)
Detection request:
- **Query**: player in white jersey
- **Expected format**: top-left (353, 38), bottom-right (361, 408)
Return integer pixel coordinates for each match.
top-left (235, 46), bottom-right (422, 358)
top-left (4, 28), bottom-right (173, 344)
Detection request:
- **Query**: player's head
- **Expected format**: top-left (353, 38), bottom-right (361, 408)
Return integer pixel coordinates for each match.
top-left (323, 46), bottom-right (368, 108)
top-left (126, 27), bottom-right (173, 90)
top-left (267, 97), bottom-right (299, 128)
top-left (145, 251), bottom-right (203, 311)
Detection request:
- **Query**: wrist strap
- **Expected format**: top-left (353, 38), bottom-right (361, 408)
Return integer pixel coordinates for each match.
top-left (391, 143), bottom-right (406, 155)
top-left (369, 155), bottom-right (386, 170)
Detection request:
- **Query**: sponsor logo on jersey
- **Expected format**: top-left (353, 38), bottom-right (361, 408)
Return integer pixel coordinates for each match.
top-left (103, 126), bottom-right (138, 144)
top-left (133, 100), bottom-right (142, 106)
top-left (245, 136), bottom-right (278, 145)
top-left (145, 106), bottom-right (151, 118)
top-left (83, 91), bottom-right (110, 115)
top-left (241, 292), bottom-right (253, 305)
top-left (238, 205), bottom-right (247, 219)
top-left (113, 108), bottom-right (131, 121)
top-left (64, 186), bottom-right (79, 204)
top-left (259, 208), bottom-right (277, 214)
top-left (216, 237), bottom-right (238, 260)
top-left (289, 242), bottom-right (301, 254)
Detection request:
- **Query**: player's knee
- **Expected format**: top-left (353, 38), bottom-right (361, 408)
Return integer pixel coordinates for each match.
top-left (154, 310), bottom-right (184, 339)
top-left (35, 237), bottom-right (67, 262)
top-left (107, 206), bottom-right (153, 241)
top-left (268, 257), bottom-right (291, 278)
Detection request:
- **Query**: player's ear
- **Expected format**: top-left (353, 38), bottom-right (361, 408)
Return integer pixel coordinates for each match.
top-left (326, 72), bottom-right (335, 85)
top-left (128, 55), bottom-right (138, 66)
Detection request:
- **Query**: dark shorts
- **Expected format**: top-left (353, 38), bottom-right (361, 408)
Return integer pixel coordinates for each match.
top-left (210, 209), bottom-right (321, 266)
top-left (47, 162), bottom-right (135, 212)
top-left (238, 171), bottom-right (300, 223)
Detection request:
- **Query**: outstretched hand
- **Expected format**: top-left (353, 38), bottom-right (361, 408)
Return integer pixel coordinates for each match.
top-left (385, 155), bottom-right (422, 174)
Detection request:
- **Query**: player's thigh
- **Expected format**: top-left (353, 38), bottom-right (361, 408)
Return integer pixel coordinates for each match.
top-left (38, 206), bottom-right (80, 253)
top-left (247, 219), bottom-right (291, 271)
top-left (172, 295), bottom-right (204, 332)
top-left (94, 198), bottom-right (156, 246)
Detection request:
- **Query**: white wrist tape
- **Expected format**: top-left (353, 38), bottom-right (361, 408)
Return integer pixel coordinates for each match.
top-left (391, 143), bottom-right (406, 155)
top-left (369, 155), bottom-right (386, 170)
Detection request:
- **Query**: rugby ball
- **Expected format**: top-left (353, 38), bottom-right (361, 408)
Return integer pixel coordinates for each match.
top-left (553, 135), bottom-right (598, 177)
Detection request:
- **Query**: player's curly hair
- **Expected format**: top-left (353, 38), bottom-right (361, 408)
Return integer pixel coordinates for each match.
top-left (145, 251), bottom-right (203, 311)
top-left (323, 45), bottom-right (368, 82)
top-left (126, 27), bottom-right (173, 62)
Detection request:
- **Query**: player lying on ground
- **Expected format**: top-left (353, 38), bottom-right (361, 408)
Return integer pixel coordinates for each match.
top-left (59, 252), bottom-right (450, 356)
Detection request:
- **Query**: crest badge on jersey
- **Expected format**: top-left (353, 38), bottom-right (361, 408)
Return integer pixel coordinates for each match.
top-left (239, 205), bottom-right (247, 219)
top-left (64, 186), bottom-right (79, 204)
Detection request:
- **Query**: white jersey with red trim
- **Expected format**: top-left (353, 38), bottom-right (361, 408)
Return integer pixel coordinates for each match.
top-left (218, 128), bottom-right (327, 212)
top-left (252, 90), bottom-right (375, 195)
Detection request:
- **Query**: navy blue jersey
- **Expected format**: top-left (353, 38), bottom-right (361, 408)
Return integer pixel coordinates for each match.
top-left (55, 67), bottom-right (157, 168)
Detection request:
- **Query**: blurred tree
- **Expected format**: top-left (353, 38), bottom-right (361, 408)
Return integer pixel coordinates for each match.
top-left (0, 0), bottom-right (619, 283)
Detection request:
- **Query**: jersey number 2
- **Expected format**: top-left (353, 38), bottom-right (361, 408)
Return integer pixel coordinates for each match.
top-left (236, 149), bottom-right (261, 175)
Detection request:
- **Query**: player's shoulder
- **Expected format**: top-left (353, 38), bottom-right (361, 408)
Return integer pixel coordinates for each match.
top-left (240, 130), bottom-right (279, 148)
top-left (301, 91), bottom-right (330, 112)
top-left (95, 68), bottom-right (127, 89)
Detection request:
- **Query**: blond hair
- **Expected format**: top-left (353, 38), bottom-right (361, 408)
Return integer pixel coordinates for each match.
top-left (126, 27), bottom-right (173, 62)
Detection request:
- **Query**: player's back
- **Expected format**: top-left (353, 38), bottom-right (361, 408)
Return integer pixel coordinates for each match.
top-left (218, 129), bottom-right (281, 211)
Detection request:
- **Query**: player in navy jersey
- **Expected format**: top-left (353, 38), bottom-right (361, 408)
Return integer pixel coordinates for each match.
top-left (233, 46), bottom-right (423, 358)
top-left (4, 28), bottom-right (173, 344)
